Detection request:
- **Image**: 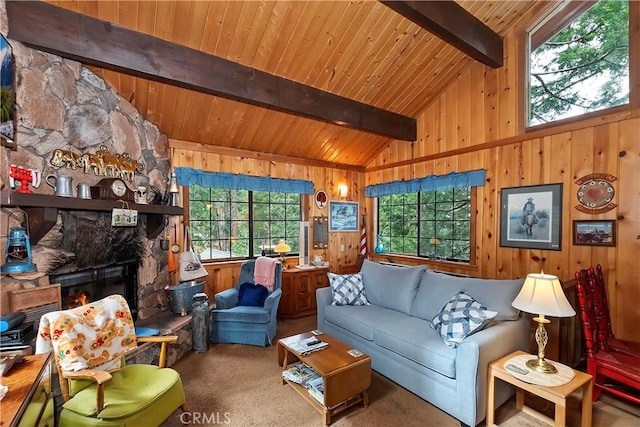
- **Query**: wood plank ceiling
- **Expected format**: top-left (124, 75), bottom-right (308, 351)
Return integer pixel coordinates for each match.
top-left (40, 0), bottom-right (538, 168)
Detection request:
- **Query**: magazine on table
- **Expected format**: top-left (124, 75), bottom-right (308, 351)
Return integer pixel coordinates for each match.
top-left (307, 376), bottom-right (324, 395)
top-left (287, 336), bottom-right (329, 355)
top-left (282, 362), bottom-right (320, 386)
top-left (306, 375), bottom-right (325, 403)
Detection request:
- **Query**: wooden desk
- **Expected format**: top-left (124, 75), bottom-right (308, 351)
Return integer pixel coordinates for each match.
top-left (487, 350), bottom-right (592, 427)
top-left (0, 353), bottom-right (54, 427)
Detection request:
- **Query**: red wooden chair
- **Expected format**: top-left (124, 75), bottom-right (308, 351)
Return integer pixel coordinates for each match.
top-left (590, 265), bottom-right (640, 357)
top-left (575, 265), bottom-right (640, 404)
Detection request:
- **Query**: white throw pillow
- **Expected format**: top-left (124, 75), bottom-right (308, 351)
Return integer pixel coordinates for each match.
top-left (327, 273), bottom-right (370, 306)
top-left (431, 291), bottom-right (498, 348)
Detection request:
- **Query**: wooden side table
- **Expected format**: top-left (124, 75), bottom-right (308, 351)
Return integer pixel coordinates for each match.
top-left (0, 353), bottom-right (54, 427)
top-left (487, 350), bottom-right (592, 427)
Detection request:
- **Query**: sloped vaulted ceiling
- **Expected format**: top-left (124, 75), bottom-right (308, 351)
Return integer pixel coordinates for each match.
top-left (10, 1), bottom-right (539, 167)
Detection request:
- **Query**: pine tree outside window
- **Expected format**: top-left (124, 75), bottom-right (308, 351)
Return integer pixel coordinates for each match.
top-left (528, 0), bottom-right (629, 126)
top-left (189, 186), bottom-right (301, 260)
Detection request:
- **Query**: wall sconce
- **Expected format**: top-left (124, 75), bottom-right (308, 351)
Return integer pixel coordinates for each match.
top-left (338, 184), bottom-right (348, 198)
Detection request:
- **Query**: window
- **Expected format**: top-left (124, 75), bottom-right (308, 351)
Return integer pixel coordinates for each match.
top-left (528, 0), bottom-right (629, 126)
top-left (377, 187), bottom-right (472, 262)
top-left (189, 185), bottom-right (301, 260)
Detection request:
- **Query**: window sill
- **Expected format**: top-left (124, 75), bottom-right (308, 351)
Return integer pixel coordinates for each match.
top-left (369, 253), bottom-right (478, 275)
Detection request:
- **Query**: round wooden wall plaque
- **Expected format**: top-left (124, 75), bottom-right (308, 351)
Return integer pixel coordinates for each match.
top-left (575, 173), bottom-right (616, 214)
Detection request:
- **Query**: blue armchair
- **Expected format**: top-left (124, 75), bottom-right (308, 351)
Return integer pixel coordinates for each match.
top-left (210, 259), bottom-right (283, 346)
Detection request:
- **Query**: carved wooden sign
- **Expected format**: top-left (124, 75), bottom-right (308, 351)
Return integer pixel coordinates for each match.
top-left (575, 173), bottom-right (617, 214)
top-left (50, 145), bottom-right (144, 182)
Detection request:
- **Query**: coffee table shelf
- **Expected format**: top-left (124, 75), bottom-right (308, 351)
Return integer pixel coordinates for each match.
top-left (277, 332), bottom-right (371, 425)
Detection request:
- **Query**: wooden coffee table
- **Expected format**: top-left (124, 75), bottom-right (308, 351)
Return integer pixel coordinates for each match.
top-left (277, 332), bottom-right (371, 425)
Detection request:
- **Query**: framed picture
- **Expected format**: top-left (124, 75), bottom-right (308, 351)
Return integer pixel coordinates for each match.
top-left (573, 220), bottom-right (615, 246)
top-left (329, 201), bottom-right (359, 232)
top-left (500, 183), bottom-right (563, 250)
top-left (1, 34), bottom-right (16, 146)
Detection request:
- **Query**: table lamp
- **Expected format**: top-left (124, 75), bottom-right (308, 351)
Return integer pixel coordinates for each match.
top-left (511, 272), bottom-right (576, 374)
top-left (273, 240), bottom-right (291, 265)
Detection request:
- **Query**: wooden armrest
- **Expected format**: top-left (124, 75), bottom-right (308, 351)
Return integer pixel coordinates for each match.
top-left (62, 369), bottom-right (112, 384)
top-left (137, 335), bottom-right (178, 343)
top-left (62, 369), bottom-right (111, 413)
top-left (137, 335), bottom-right (179, 368)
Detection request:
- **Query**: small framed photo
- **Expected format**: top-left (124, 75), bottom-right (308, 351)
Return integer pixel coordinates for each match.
top-left (329, 201), bottom-right (359, 232)
top-left (573, 220), bottom-right (616, 246)
top-left (499, 183), bottom-right (563, 250)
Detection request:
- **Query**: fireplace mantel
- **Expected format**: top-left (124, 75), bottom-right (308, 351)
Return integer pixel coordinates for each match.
top-left (1, 191), bottom-right (183, 244)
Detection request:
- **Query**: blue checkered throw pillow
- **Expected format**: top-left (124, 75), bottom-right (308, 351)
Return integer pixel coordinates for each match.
top-left (431, 291), bottom-right (498, 348)
top-left (328, 273), bottom-right (370, 306)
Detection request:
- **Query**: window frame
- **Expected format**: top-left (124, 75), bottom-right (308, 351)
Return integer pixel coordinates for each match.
top-left (184, 186), bottom-right (303, 262)
top-left (523, 0), bottom-right (638, 132)
top-left (376, 187), bottom-right (477, 265)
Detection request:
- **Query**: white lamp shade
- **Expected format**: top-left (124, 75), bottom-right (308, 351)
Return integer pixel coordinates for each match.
top-left (511, 272), bottom-right (576, 317)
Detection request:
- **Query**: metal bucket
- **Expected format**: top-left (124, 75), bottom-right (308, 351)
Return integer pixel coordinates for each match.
top-left (165, 280), bottom-right (205, 314)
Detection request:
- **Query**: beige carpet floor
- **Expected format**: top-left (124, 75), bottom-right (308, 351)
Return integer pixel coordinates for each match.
top-left (161, 315), bottom-right (640, 427)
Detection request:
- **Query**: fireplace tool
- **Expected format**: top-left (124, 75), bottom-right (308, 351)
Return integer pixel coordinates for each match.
top-left (1, 208), bottom-right (37, 274)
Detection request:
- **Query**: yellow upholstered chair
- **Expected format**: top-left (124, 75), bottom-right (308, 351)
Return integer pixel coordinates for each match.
top-left (36, 294), bottom-right (188, 426)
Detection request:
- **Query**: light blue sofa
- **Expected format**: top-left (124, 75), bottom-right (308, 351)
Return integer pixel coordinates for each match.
top-left (211, 259), bottom-right (283, 346)
top-left (316, 259), bottom-right (529, 426)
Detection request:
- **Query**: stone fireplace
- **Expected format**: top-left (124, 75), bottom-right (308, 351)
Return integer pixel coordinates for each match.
top-left (0, 13), bottom-right (193, 365)
top-left (0, 30), bottom-right (178, 320)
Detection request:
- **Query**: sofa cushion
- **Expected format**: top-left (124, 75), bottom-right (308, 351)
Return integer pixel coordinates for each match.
top-left (374, 316), bottom-right (457, 378)
top-left (237, 282), bottom-right (268, 307)
top-left (323, 304), bottom-right (407, 341)
top-left (360, 259), bottom-right (425, 314)
top-left (431, 291), bottom-right (498, 348)
top-left (410, 270), bottom-right (524, 321)
top-left (327, 273), bottom-right (370, 306)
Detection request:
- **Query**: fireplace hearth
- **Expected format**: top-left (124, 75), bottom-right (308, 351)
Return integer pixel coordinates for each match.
top-left (49, 261), bottom-right (139, 318)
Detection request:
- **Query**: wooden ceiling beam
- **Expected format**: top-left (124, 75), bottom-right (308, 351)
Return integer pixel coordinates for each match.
top-left (7, 1), bottom-right (416, 141)
top-left (380, 0), bottom-right (503, 68)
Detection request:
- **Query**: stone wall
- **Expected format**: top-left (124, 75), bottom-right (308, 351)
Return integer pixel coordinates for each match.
top-left (1, 6), bottom-right (175, 319)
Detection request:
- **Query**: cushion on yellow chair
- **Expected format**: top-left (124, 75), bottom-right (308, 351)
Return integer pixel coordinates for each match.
top-left (62, 364), bottom-right (183, 421)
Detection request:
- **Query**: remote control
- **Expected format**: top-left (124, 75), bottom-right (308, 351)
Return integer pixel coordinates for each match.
top-left (311, 329), bottom-right (323, 336)
top-left (505, 364), bottom-right (529, 375)
top-left (306, 339), bottom-right (321, 346)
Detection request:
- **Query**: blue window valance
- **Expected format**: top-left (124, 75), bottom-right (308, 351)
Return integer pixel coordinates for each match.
top-left (174, 167), bottom-right (314, 194)
top-left (364, 169), bottom-right (486, 198)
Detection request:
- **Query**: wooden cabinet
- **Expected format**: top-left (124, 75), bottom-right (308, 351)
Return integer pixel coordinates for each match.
top-left (0, 353), bottom-right (54, 427)
top-left (279, 267), bottom-right (329, 318)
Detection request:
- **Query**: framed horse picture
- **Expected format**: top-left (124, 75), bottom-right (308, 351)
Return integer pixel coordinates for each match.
top-left (499, 183), bottom-right (563, 250)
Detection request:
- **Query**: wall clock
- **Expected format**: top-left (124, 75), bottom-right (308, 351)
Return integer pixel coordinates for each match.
top-left (575, 173), bottom-right (616, 214)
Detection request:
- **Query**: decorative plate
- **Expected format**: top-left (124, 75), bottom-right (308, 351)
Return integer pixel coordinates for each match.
top-left (315, 190), bottom-right (327, 209)
top-left (575, 173), bottom-right (617, 214)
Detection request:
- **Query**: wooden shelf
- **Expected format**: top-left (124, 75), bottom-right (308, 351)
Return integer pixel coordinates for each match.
top-left (1, 191), bottom-right (184, 243)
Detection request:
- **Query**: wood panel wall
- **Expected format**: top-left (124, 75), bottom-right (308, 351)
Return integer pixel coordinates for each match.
top-left (166, 4), bottom-right (638, 341)
top-left (366, 18), bottom-right (640, 342)
top-left (169, 140), bottom-right (365, 298)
